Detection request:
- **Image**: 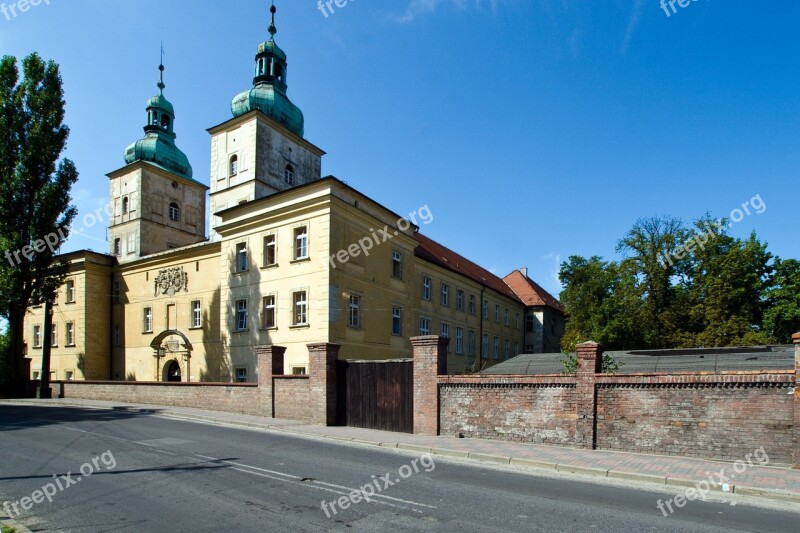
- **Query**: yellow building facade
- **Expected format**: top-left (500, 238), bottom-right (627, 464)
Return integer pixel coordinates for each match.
top-left (23, 8), bottom-right (564, 382)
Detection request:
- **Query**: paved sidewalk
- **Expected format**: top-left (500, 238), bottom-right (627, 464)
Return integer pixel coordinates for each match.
top-left (3, 398), bottom-right (799, 505)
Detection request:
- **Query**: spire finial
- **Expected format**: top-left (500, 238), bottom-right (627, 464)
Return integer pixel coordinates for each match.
top-left (268, 1), bottom-right (277, 41)
top-left (158, 42), bottom-right (165, 94)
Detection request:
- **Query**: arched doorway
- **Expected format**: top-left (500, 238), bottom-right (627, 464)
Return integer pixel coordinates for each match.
top-left (164, 360), bottom-right (182, 382)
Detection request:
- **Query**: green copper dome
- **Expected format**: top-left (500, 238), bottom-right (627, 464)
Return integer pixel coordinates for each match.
top-left (230, 3), bottom-right (305, 137)
top-left (124, 65), bottom-right (193, 180)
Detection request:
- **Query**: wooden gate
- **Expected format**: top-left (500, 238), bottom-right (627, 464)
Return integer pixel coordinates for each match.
top-left (336, 359), bottom-right (413, 433)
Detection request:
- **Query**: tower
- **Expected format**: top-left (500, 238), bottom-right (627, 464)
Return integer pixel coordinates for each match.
top-left (108, 62), bottom-right (208, 262)
top-left (208, 2), bottom-right (324, 237)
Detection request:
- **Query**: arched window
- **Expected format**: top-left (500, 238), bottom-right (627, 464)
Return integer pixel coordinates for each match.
top-left (169, 202), bottom-right (179, 221)
top-left (122, 196), bottom-right (129, 214)
top-left (229, 155), bottom-right (239, 177)
top-left (284, 164), bottom-right (294, 186)
top-left (161, 115), bottom-right (170, 130)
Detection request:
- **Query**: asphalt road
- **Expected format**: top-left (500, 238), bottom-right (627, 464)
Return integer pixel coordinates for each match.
top-left (1, 405), bottom-right (798, 532)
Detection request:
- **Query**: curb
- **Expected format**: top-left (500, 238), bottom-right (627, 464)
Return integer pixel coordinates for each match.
top-left (1, 517), bottom-right (33, 533)
top-left (5, 399), bottom-right (800, 507)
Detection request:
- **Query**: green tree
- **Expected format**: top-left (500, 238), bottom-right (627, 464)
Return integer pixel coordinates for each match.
top-left (684, 218), bottom-right (772, 347)
top-left (762, 258), bottom-right (800, 343)
top-left (0, 54), bottom-right (78, 395)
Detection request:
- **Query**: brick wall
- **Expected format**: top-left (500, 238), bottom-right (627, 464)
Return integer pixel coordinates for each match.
top-left (57, 381), bottom-right (263, 416)
top-left (439, 378), bottom-right (576, 445)
top-left (596, 375), bottom-right (794, 463)
top-left (273, 376), bottom-right (312, 421)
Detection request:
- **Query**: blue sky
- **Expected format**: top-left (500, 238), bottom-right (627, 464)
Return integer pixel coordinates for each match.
top-left (1, 0), bottom-right (798, 298)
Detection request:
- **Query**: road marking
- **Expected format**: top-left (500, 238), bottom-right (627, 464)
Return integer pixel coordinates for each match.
top-left (196, 454), bottom-right (436, 510)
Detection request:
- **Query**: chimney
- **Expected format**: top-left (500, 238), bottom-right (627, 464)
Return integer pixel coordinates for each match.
top-left (520, 267), bottom-right (528, 278)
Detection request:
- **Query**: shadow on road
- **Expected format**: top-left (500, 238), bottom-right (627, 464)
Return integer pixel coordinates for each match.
top-left (0, 404), bottom-right (163, 432)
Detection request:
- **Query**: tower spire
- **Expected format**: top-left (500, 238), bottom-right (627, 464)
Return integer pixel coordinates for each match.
top-left (158, 42), bottom-right (165, 94)
top-left (268, 1), bottom-right (277, 41)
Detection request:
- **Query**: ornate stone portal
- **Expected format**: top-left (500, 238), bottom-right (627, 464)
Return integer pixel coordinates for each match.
top-left (154, 267), bottom-right (188, 296)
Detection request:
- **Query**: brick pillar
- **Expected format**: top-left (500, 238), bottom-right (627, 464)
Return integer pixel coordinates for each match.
top-left (575, 341), bottom-right (603, 449)
top-left (412, 335), bottom-right (449, 435)
top-left (307, 343), bottom-right (340, 426)
top-left (793, 333), bottom-right (800, 469)
top-left (255, 345), bottom-right (286, 418)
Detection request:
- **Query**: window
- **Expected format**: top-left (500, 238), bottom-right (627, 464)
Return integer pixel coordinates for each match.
top-left (348, 294), bottom-right (361, 328)
top-left (113, 238), bottom-right (121, 257)
top-left (65, 280), bottom-right (75, 303)
top-left (65, 322), bottom-right (75, 346)
top-left (169, 202), bottom-right (179, 221)
top-left (495, 305), bottom-right (500, 323)
top-left (440, 322), bottom-right (450, 340)
top-left (122, 196), bottom-right (129, 214)
top-left (235, 367), bottom-right (248, 383)
top-left (112, 281), bottom-right (121, 304)
top-left (482, 334), bottom-right (489, 359)
top-left (126, 233), bottom-right (136, 255)
top-left (504, 340), bottom-right (510, 360)
top-left (469, 295), bottom-right (476, 315)
top-left (392, 306), bottom-right (402, 336)
top-left (263, 235), bottom-right (277, 266)
top-left (262, 295), bottom-right (276, 328)
top-left (33, 325), bottom-right (41, 348)
top-left (65, 370), bottom-right (74, 381)
top-left (504, 308), bottom-right (509, 326)
top-left (284, 164), bottom-right (295, 186)
top-left (191, 301), bottom-right (202, 328)
top-left (493, 336), bottom-right (500, 360)
top-left (514, 343), bottom-right (520, 356)
top-left (235, 300), bottom-right (248, 331)
top-left (526, 314), bottom-right (535, 333)
top-left (143, 307), bottom-right (153, 333)
top-left (440, 284), bottom-right (449, 307)
top-left (482, 299), bottom-right (488, 319)
top-left (419, 317), bottom-right (431, 336)
top-left (515, 313), bottom-right (520, 329)
top-left (422, 276), bottom-right (431, 301)
top-left (292, 367), bottom-right (306, 375)
top-left (456, 290), bottom-right (464, 311)
top-left (294, 226), bottom-right (308, 259)
top-left (32, 371), bottom-right (40, 380)
top-left (293, 291), bottom-right (308, 325)
top-left (455, 327), bottom-right (464, 354)
top-left (113, 325), bottom-right (121, 347)
top-left (161, 115), bottom-right (170, 130)
top-left (51, 324), bottom-right (58, 347)
top-left (468, 330), bottom-right (476, 357)
top-left (235, 242), bottom-right (248, 272)
top-left (229, 155), bottom-right (239, 177)
top-left (392, 250), bottom-right (403, 279)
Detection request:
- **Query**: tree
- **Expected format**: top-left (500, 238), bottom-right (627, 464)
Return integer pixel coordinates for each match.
top-left (0, 53), bottom-right (78, 395)
top-left (762, 258), bottom-right (800, 343)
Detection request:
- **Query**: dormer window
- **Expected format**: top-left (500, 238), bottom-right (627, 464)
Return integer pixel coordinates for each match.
top-left (230, 155), bottom-right (239, 177)
top-left (284, 164), bottom-right (294, 186)
top-left (169, 202), bottom-right (179, 221)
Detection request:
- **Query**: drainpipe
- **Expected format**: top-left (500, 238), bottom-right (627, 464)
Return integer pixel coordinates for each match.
top-left (479, 286), bottom-right (486, 362)
top-left (109, 271), bottom-right (114, 380)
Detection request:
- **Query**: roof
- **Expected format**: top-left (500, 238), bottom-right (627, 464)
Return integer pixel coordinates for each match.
top-left (414, 233), bottom-right (520, 301)
top-left (503, 270), bottom-right (564, 312)
top-left (480, 345), bottom-right (795, 375)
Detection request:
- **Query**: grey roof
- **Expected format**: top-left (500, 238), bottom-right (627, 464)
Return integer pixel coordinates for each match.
top-left (480, 345), bottom-right (795, 375)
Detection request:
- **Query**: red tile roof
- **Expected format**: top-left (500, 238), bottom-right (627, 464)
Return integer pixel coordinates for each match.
top-left (502, 270), bottom-right (564, 312)
top-left (413, 233), bottom-right (521, 301)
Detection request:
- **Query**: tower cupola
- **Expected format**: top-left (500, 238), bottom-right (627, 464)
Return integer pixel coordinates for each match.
top-left (124, 62), bottom-right (193, 180)
top-left (230, 2), bottom-right (305, 137)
